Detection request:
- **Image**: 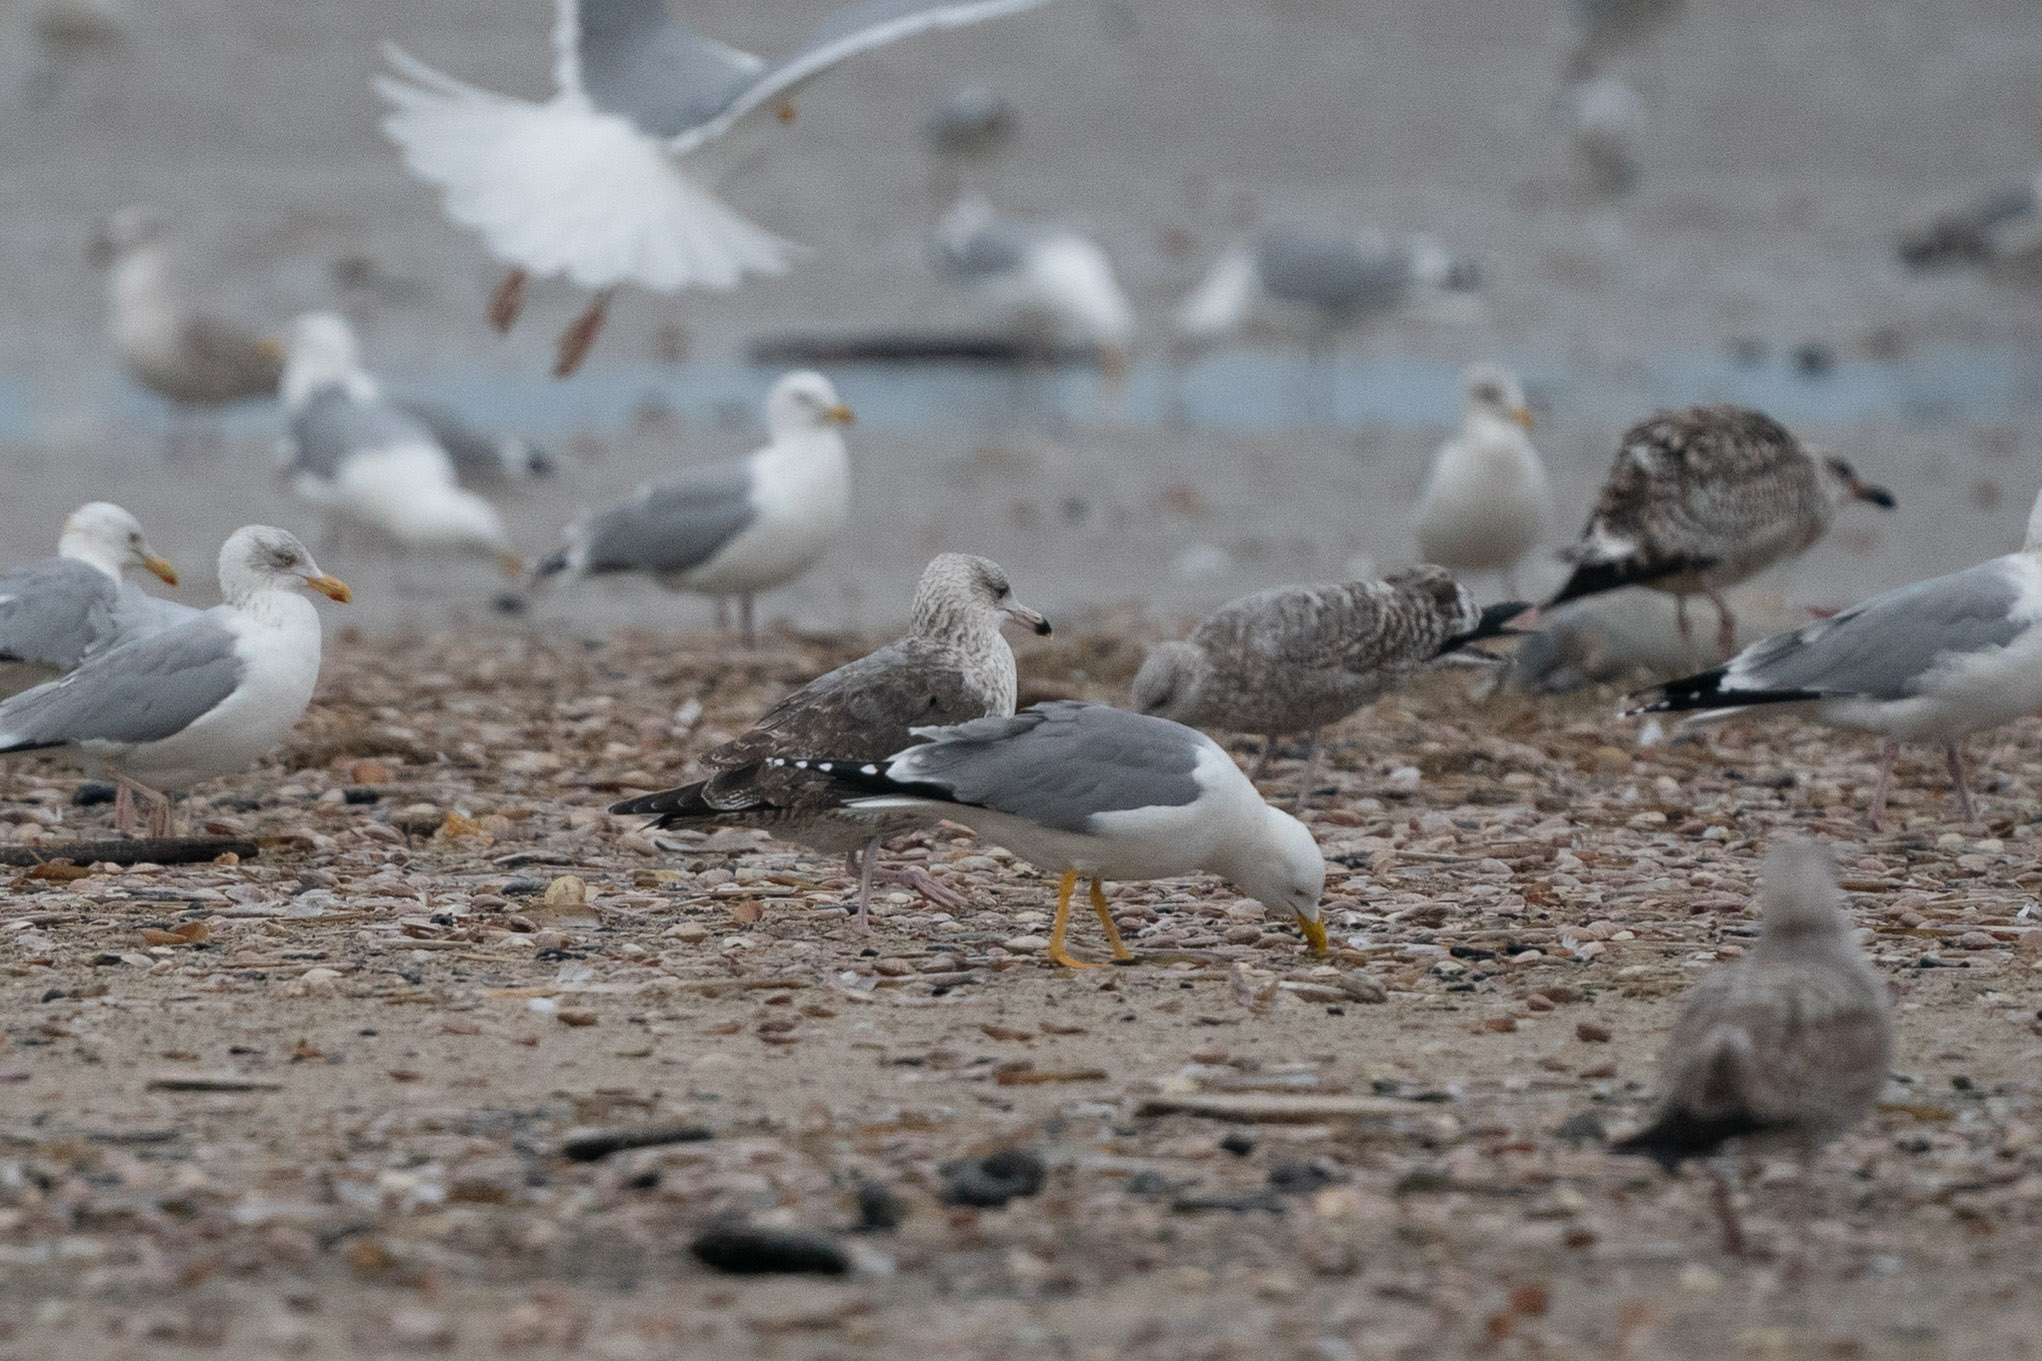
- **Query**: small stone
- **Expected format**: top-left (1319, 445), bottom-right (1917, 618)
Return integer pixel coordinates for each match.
top-left (389, 803), bottom-right (443, 837)
top-left (872, 958), bottom-right (916, 977)
top-left (556, 1008), bottom-right (598, 1027)
top-left (544, 876), bottom-right (587, 909)
top-left (940, 1147), bottom-right (1047, 1207)
top-left (1002, 935), bottom-right (1048, 953)
top-left (1576, 1021), bottom-right (1612, 1043)
top-left (689, 1223), bottom-right (850, 1276)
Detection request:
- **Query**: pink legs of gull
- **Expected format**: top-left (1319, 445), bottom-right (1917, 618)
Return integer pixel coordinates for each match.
top-left (111, 774), bottom-right (174, 838)
top-left (1673, 589), bottom-right (1738, 660)
top-left (1867, 739), bottom-right (1976, 832)
top-left (844, 838), bottom-right (967, 936)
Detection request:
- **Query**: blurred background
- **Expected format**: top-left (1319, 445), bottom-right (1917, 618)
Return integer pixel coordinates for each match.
top-left (2, 0), bottom-right (2038, 633)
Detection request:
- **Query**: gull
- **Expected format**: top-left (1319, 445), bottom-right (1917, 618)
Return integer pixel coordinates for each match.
top-left (609, 553), bottom-right (1050, 932)
top-left (1558, 74), bottom-right (1646, 194)
top-left (1132, 566), bottom-right (1529, 811)
top-left (1611, 840), bottom-right (1891, 1257)
top-left (1550, 405), bottom-right (1895, 658)
top-left (1566, 0), bottom-right (1683, 79)
top-left (86, 206), bottom-right (282, 441)
top-left (376, 0), bottom-right (1060, 375)
top-left (1624, 484), bottom-right (2042, 831)
top-left (776, 701), bottom-right (1328, 969)
top-left (1174, 228), bottom-right (1479, 422)
top-left (923, 85), bottom-right (1016, 197)
top-left (0, 502), bottom-right (187, 699)
top-left (26, 0), bottom-right (128, 106)
top-left (0, 526), bottom-right (350, 837)
top-left (1898, 169), bottom-right (2042, 272)
top-left (930, 197), bottom-right (1133, 374)
top-left (1413, 364), bottom-right (1550, 595)
top-left (398, 400), bottom-right (556, 492)
top-left (277, 313), bottom-right (520, 573)
top-left (534, 370), bottom-right (853, 644)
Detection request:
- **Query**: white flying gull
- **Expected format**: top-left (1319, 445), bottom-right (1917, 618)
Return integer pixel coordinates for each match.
top-left (278, 313), bottom-right (521, 573)
top-left (1612, 840), bottom-right (1890, 1257)
top-left (930, 197), bottom-right (1134, 373)
top-left (1413, 364), bottom-right (1551, 595)
top-left (1551, 405), bottom-right (1895, 657)
top-left (0, 527), bottom-right (350, 837)
top-left (779, 701), bottom-right (1329, 969)
top-left (1133, 566), bottom-right (1530, 810)
top-left (86, 206), bottom-right (283, 427)
top-left (1625, 484), bottom-right (2042, 831)
top-left (376, 0), bottom-right (1061, 375)
top-left (0, 502), bottom-right (189, 699)
top-left (534, 370), bottom-right (853, 644)
top-left (610, 554), bottom-right (1051, 932)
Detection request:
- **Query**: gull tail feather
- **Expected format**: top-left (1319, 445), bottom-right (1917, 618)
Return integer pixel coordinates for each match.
top-left (1623, 665), bottom-right (1822, 718)
top-left (376, 49), bottom-right (793, 293)
top-left (609, 779), bottom-right (718, 827)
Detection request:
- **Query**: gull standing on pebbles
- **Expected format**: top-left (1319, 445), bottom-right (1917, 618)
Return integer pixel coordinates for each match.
top-left (277, 314), bottom-right (520, 574)
top-left (931, 197), bottom-right (1134, 375)
top-left (610, 554), bottom-right (1050, 933)
top-left (1413, 364), bottom-right (1550, 595)
top-left (1612, 840), bottom-right (1890, 1257)
top-left (376, 0), bottom-right (1060, 375)
top-left (0, 527), bottom-right (350, 837)
top-left (1133, 566), bottom-right (1530, 811)
top-left (1550, 405), bottom-right (1895, 658)
top-left (534, 371), bottom-right (852, 644)
top-left (0, 503), bottom-right (188, 698)
top-left (87, 206), bottom-right (283, 438)
top-left (779, 702), bottom-right (1327, 969)
top-left (1625, 484), bottom-right (2042, 831)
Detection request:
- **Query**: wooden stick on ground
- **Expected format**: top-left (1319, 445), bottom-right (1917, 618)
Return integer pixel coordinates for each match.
top-left (0, 838), bottom-right (259, 868)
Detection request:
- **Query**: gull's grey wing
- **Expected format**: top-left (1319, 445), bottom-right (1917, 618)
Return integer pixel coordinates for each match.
top-left (395, 398), bottom-right (552, 488)
top-left (0, 616), bottom-right (244, 750)
top-left (708, 637), bottom-right (989, 770)
top-left (668, 0), bottom-right (1057, 155)
top-left (576, 457), bottom-right (757, 577)
top-left (0, 558), bottom-right (121, 670)
top-left (107, 582), bottom-right (201, 653)
top-left (558, 0), bottom-right (763, 140)
top-left (1254, 231), bottom-right (1411, 314)
top-left (885, 701), bottom-right (1205, 833)
top-left (1725, 560), bottom-right (2028, 700)
top-left (931, 207), bottom-right (1032, 282)
top-left (285, 384), bottom-right (440, 481)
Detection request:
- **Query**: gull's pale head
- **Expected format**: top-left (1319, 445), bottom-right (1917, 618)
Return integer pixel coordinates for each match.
top-left (1130, 640), bottom-right (1210, 725)
top-left (218, 526), bottom-right (350, 606)
top-left (766, 370), bottom-right (854, 437)
top-left (912, 553), bottom-right (1051, 640)
top-left (1463, 363), bottom-right (1535, 430)
top-left (60, 501), bottom-right (177, 586)
top-left (86, 204), bottom-right (164, 267)
top-left (1753, 838), bottom-right (1850, 947)
top-left (1233, 808), bottom-right (1329, 956)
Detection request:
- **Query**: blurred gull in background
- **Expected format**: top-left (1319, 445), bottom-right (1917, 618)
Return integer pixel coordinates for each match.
top-left (930, 196), bottom-right (1135, 377)
top-left (923, 84), bottom-right (1017, 197)
top-left (0, 503), bottom-right (189, 699)
top-left (87, 205), bottom-right (282, 450)
top-left (533, 370), bottom-right (854, 645)
top-left (1898, 170), bottom-right (2042, 273)
top-left (1559, 73), bottom-right (1646, 194)
top-left (276, 314), bottom-right (520, 577)
top-left (24, 0), bottom-right (127, 106)
top-left (1413, 364), bottom-right (1551, 596)
top-left (376, 0), bottom-right (1061, 376)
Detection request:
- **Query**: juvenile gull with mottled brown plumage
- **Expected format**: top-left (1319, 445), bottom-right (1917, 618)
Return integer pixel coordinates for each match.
top-left (610, 554), bottom-right (1049, 933)
top-left (1611, 839), bottom-right (1891, 1257)
top-left (1550, 405), bottom-right (1895, 657)
top-left (1132, 565), bottom-right (1527, 810)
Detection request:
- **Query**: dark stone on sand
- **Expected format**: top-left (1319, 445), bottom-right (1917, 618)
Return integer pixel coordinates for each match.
top-left (689, 1223), bottom-right (850, 1276)
top-left (940, 1147), bottom-right (1046, 1207)
top-left (854, 1181), bottom-right (908, 1231)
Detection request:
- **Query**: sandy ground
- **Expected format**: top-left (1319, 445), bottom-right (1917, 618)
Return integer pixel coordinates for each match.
top-left (3, 626), bottom-right (2042, 1359)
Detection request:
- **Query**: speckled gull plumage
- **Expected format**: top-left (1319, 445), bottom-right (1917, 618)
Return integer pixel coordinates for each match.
top-left (1551, 404), bottom-right (1895, 656)
top-left (609, 554), bottom-right (1049, 932)
top-left (1626, 482), bottom-right (2042, 831)
top-left (1612, 839), bottom-right (1891, 1256)
top-left (1132, 565), bottom-right (1529, 810)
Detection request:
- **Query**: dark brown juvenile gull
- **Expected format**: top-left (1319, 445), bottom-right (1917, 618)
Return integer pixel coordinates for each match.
top-left (1131, 566), bottom-right (1529, 810)
top-left (87, 207), bottom-right (282, 419)
top-left (609, 554), bottom-right (1049, 933)
top-left (1624, 484), bottom-right (2042, 831)
top-left (1550, 405), bottom-right (1895, 657)
top-left (776, 701), bottom-right (1328, 969)
top-left (1611, 839), bottom-right (1891, 1257)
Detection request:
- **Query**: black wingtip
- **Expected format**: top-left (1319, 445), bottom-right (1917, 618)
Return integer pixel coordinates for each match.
top-left (1858, 484), bottom-right (1897, 510)
top-left (1609, 1108), bottom-right (1775, 1171)
top-left (1547, 558), bottom-right (1646, 608)
top-left (531, 548), bottom-right (570, 582)
top-left (607, 781), bottom-right (713, 825)
top-left (1622, 666), bottom-right (1826, 717)
top-left (1434, 601), bottom-right (1535, 659)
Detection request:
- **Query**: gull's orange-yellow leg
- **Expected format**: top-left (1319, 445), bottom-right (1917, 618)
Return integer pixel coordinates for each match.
top-left (1047, 870), bottom-right (1097, 970)
top-left (1089, 879), bottom-right (1135, 962)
